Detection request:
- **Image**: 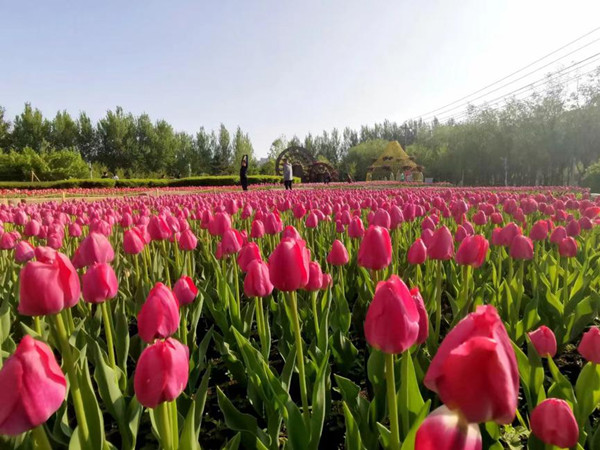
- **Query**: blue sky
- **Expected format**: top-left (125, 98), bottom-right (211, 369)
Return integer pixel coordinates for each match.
top-left (2, 1), bottom-right (600, 157)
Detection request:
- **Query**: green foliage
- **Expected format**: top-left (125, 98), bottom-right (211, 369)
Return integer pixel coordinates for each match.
top-left (582, 159), bottom-right (600, 193)
top-left (344, 139), bottom-right (388, 181)
top-left (0, 147), bottom-right (88, 181)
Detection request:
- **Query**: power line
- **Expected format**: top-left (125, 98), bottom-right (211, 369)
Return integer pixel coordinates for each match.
top-left (434, 64), bottom-right (600, 123)
top-left (412, 25), bottom-right (600, 120)
top-left (419, 38), bottom-right (600, 122)
top-left (433, 52), bottom-right (600, 123)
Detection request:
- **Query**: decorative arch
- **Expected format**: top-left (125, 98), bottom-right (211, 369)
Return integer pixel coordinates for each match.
top-left (275, 146), bottom-right (316, 181)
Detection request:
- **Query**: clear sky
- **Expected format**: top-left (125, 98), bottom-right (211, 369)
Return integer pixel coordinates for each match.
top-left (1, 0), bottom-right (600, 157)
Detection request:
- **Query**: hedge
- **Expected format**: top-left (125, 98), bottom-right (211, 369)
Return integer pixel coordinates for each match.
top-left (0, 175), bottom-right (299, 191)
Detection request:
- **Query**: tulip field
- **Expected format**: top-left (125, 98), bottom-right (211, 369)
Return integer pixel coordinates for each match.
top-left (2, 185), bottom-right (600, 450)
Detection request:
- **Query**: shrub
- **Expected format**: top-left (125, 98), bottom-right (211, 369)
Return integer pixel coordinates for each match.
top-left (582, 161), bottom-right (600, 193)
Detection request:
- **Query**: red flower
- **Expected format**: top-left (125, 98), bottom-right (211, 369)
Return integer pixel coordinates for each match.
top-left (173, 276), bottom-right (198, 306)
top-left (455, 235), bottom-right (489, 268)
top-left (137, 283), bottom-right (180, 343)
top-left (578, 327), bottom-right (600, 363)
top-left (428, 226), bottom-right (454, 261)
top-left (528, 325), bottom-right (557, 358)
top-left (358, 226), bottom-right (392, 270)
top-left (530, 399), bottom-right (579, 448)
top-left (415, 405), bottom-right (482, 450)
top-left (244, 260), bottom-right (274, 298)
top-left (327, 239), bottom-right (349, 266)
top-left (82, 263), bottom-right (119, 304)
top-left (268, 238), bottom-right (310, 291)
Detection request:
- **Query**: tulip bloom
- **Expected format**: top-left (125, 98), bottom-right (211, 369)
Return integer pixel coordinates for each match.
top-left (358, 226), bottom-right (392, 271)
top-left (578, 327), bottom-right (600, 363)
top-left (411, 287), bottom-right (429, 345)
top-left (348, 216), bottom-right (365, 239)
top-left (237, 242), bottom-right (262, 272)
top-left (244, 260), bottom-right (274, 298)
top-left (305, 261), bottom-right (324, 292)
top-left (509, 235), bottom-right (533, 260)
top-left (550, 226), bottom-right (567, 244)
top-left (14, 240), bottom-right (35, 263)
top-left (82, 263), bottom-right (119, 304)
top-left (124, 228), bottom-right (146, 254)
top-left (134, 337), bottom-right (189, 409)
top-left (221, 229), bottom-right (243, 255)
top-left (530, 399), bottom-right (579, 448)
top-left (19, 247), bottom-right (81, 316)
top-left (268, 238), bottom-right (310, 292)
top-left (424, 305), bottom-right (519, 424)
top-left (528, 325), bottom-right (557, 358)
top-left (427, 226), bottom-right (454, 261)
top-left (178, 229), bottom-right (198, 251)
top-left (327, 239), bottom-right (349, 266)
top-left (415, 406), bottom-right (482, 450)
top-left (558, 237), bottom-right (577, 258)
top-left (407, 238), bottom-right (427, 265)
top-left (281, 225), bottom-right (302, 241)
top-left (364, 275), bottom-right (420, 354)
top-left (529, 220), bottom-right (549, 241)
top-left (73, 232), bottom-right (115, 268)
top-left (0, 335), bottom-right (67, 435)
top-left (148, 215), bottom-right (173, 241)
top-left (173, 276), bottom-right (198, 306)
top-left (250, 220), bottom-right (265, 239)
top-left (455, 235), bottom-right (489, 268)
top-left (137, 283), bottom-right (180, 343)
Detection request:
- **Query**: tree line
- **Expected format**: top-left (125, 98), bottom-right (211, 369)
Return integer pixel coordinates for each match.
top-left (0, 105), bottom-right (254, 179)
top-left (2, 65), bottom-right (599, 184)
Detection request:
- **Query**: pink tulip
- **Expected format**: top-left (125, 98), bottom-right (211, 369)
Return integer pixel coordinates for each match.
top-left (327, 239), bottom-right (349, 266)
top-left (250, 220), bottom-right (265, 239)
top-left (124, 228), bottom-right (146, 254)
top-left (558, 237), bottom-right (577, 258)
top-left (529, 220), bottom-right (549, 241)
top-left (0, 335), bottom-right (67, 435)
top-left (550, 226), bottom-right (567, 244)
top-left (137, 283), bottom-right (180, 343)
top-left (178, 229), bottom-right (198, 251)
top-left (364, 275), bottom-right (420, 354)
top-left (244, 260), bottom-right (274, 298)
top-left (73, 232), bottom-right (115, 268)
top-left (14, 240), bottom-right (35, 263)
top-left (208, 212), bottom-right (231, 236)
top-left (173, 276), bottom-right (198, 306)
top-left (428, 226), bottom-right (454, 261)
top-left (19, 247), bottom-right (81, 316)
top-left (530, 399), bottom-right (579, 448)
top-left (221, 229), bottom-right (243, 255)
top-left (455, 235), bottom-right (489, 268)
top-left (134, 337), bottom-right (189, 408)
top-left (578, 327), bottom-right (600, 363)
top-left (410, 287), bottom-right (429, 345)
top-left (82, 263), bottom-right (119, 304)
top-left (148, 215), bottom-right (173, 240)
top-left (348, 216), bottom-right (365, 239)
top-left (237, 242), bottom-right (262, 272)
top-left (509, 235), bottom-right (533, 260)
top-left (407, 238), bottom-right (427, 265)
top-left (358, 226), bottom-right (392, 271)
top-left (415, 405), bottom-right (482, 450)
top-left (528, 325), bottom-right (557, 358)
top-left (424, 305), bottom-right (519, 424)
top-left (305, 261), bottom-right (324, 291)
top-left (268, 238), bottom-right (310, 291)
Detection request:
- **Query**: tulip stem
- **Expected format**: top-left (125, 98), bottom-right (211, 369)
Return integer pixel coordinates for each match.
top-left (31, 425), bottom-right (52, 450)
top-left (101, 302), bottom-right (117, 370)
top-left (385, 353), bottom-right (400, 450)
top-left (286, 291), bottom-right (310, 425)
top-left (562, 257), bottom-right (569, 309)
top-left (170, 400), bottom-right (179, 450)
top-left (52, 312), bottom-right (91, 447)
top-left (157, 401), bottom-right (173, 450)
top-left (255, 297), bottom-right (269, 359)
top-left (434, 260), bottom-right (443, 343)
top-left (233, 262), bottom-right (241, 319)
top-left (161, 241), bottom-right (171, 286)
top-left (311, 291), bottom-right (319, 340)
top-left (34, 316), bottom-right (42, 335)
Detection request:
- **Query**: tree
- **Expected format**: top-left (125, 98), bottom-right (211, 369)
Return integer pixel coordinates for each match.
top-left (96, 107), bottom-right (136, 172)
top-left (11, 103), bottom-right (50, 151)
top-left (232, 126), bottom-right (254, 174)
top-left (212, 124), bottom-right (232, 174)
top-left (194, 127), bottom-right (214, 175)
top-left (77, 112), bottom-right (97, 162)
top-left (48, 110), bottom-right (78, 149)
top-left (0, 106), bottom-right (11, 149)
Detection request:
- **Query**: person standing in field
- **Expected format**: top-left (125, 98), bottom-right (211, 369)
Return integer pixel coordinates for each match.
top-left (240, 155), bottom-right (249, 191)
top-left (283, 159), bottom-right (293, 190)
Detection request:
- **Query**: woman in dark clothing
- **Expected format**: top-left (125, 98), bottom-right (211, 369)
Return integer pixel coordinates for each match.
top-left (240, 155), bottom-right (249, 191)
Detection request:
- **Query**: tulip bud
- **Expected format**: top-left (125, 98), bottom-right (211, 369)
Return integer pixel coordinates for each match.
top-left (19, 248), bottom-right (81, 316)
top-left (148, 215), bottom-right (173, 240)
top-left (327, 239), bottom-right (349, 266)
top-left (358, 226), bottom-right (392, 271)
top-left (124, 228), bottom-right (146, 255)
top-left (424, 305), bottom-right (519, 424)
top-left (321, 273), bottom-right (333, 290)
top-left (237, 242), bottom-right (262, 272)
top-left (73, 232), bottom-right (115, 268)
top-left (578, 327), bottom-right (600, 363)
top-left (509, 235), bottom-right (534, 260)
top-left (528, 325), bottom-right (557, 358)
top-left (137, 283), bottom-right (180, 343)
top-left (221, 229), bottom-right (243, 255)
top-left (371, 209), bottom-right (391, 229)
top-left (208, 212), bottom-right (231, 236)
top-left (244, 260), bottom-right (274, 298)
top-left (173, 276), bottom-right (198, 306)
top-left (364, 275), bottom-right (420, 354)
top-left (558, 237), bottom-right (577, 258)
top-left (408, 238), bottom-right (427, 265)
top-left (529, 220), bottom-right (549, 241)
top-left (14, 240), bottom-right (35, 263)
top-left (282, 225), bottom-right (302, 241)
top-left (305, 261), bottom-right (324, 292)
top-left (178, 229), bottom-right (198, 251)
top-left (428, 226), bottom-right (454, 261)
top-left (134, 337), bottom-right (189, 408)
top-left (530, 399), bottom-right (579, 448)
top-left (415, 405), bottom-right (482, 450)
top-left (566, 220), bottom-right (580, 237)
top-left (348, 216), bottom-right (365, 239)
top-left (268, 238), bottom-right (310, 291)
top-left (411, 287), bottom-right (429, 345)
top-left (82, 263), bottom-right (119, 304)
top-left (305, 212), bottom-right (319, 228)
top-left (0, 336), bottom-right (67, 435)
top-left (550, 226), bottom-right (567, 244)
top-left (455, 235), bottom-right (489, 268)
top-left (250, 220), bottom-right (265, 239)
top-left (499, 222), bottom-right (521, 247)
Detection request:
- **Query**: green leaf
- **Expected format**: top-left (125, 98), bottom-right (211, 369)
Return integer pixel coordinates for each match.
top-left (400, 400), bottom-right (431, 450)
top-left (575, 362), bottom-right (600, 426)
top-left (376, 422), bottom-right (391, 449)
top-left (75, 359), bottom-right (106, 450)
top-left (308, 354), bottom-right (330, 450)
top-left (398, 351), bottom-right (425, 438)
top-left (217, 386), bottom-right (269, 448)
top-left (343, 402), bottom-right (365, 450)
